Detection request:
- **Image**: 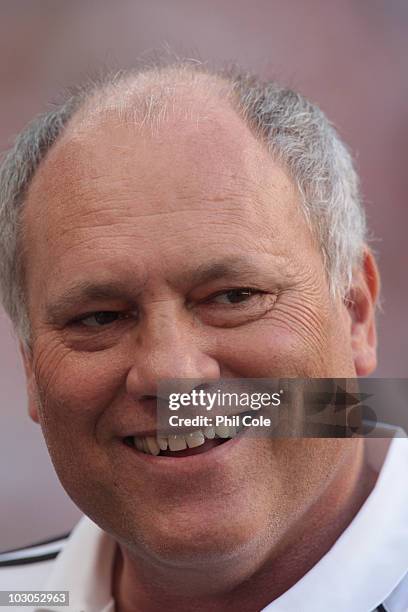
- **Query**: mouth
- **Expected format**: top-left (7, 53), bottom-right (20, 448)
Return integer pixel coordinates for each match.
top-left (123, 420), bottom-right (248, 458)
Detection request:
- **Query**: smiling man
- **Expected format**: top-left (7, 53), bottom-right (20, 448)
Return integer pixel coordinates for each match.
top-left (0, 63), bottom-right (407, 612)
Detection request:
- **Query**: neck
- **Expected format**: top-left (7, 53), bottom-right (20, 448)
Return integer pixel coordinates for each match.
top-left (113, 439), bottom-right (378, 612)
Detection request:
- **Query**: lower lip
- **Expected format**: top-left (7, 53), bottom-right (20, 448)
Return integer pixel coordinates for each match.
top-left (120, 432), bottom-right (246, 474)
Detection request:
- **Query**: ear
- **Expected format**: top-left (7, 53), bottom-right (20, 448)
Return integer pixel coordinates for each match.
top-left (345, 248), bottom-right (380, 376)
top-left (19, 341), bottom-right (40, 424)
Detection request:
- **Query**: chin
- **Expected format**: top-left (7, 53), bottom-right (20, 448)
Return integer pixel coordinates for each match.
top-left (114, 507), bottom-right (266, 569)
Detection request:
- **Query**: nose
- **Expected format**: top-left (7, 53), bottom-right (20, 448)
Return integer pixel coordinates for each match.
top-left (125, 306), bottom-right (220, 400)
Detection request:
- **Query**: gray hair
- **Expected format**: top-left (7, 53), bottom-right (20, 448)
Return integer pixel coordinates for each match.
top-left (0, 61), bottom-right (367, 345)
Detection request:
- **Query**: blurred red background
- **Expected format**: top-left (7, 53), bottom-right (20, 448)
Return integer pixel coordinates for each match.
top-left (1, 0), bottom-right (407, 550)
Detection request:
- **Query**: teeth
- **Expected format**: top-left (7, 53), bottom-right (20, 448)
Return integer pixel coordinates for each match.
top-left (168, 434), bottom-right (187, 451)
top-left (146, 437), bottom-right (160, 456)
top-left (228, 425), bottom-right (237, 437)
top-left (135, 438), bottom-right (144, 452)
top-left (204, 426), bottom-right (215, 439)
top-left (186, 430), bottom-right (205, 448)
top-left (214, 425), bottom-right (230, 438)
top-left (132, 425), bottom-right (239, 456)
top-left (157, 437), bottom-right (168, 451)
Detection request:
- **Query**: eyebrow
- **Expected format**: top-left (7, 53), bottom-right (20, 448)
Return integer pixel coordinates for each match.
top-left (188, 256), bottom-right (271, 286)
top-left (45, 280), bottom-right (139, 323)
top-left (45, 255), bottom-right (278, 323)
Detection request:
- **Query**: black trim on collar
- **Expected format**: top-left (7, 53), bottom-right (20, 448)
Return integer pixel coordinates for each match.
top-left (0, 533), bottom-right (70, 567)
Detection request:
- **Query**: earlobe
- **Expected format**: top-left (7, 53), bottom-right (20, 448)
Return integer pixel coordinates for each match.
top-left (18, 341), bottom-right (40, 424)
top-left (346, 248), bottom-right (380, 376)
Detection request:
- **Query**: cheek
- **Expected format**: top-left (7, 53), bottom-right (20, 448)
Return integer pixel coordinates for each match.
top-left (214, 321), bottom-right (328, 378)
top-left (33, 340), bottom-right (127, 433)
top-left (213, 291), bottom-right (352, 378)
top-left (32, 341), bottom-right (130, 507)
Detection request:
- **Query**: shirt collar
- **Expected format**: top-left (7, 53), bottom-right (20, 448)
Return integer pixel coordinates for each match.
top-left (38, 517), bottom-right (116, 611)
top-left (39, 426), bottom-right (408, 612)
top-left (263, 428), bottom-right (408, 611)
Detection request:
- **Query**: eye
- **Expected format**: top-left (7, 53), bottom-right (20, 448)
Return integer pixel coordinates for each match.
top-left (210, 288), bottom-right (260, 305)
top-left (77, 311), bottom-right (134, 327)
top-left (196, 287), bottom-right (277, 328)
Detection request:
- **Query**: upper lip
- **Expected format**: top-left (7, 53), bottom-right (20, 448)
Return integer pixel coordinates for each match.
top-left (119, 409), bottom-right (254, 439)
top-left (120, 427), bottom-right (161, 439)
top-left (122, 427), bottom-right (207, 438)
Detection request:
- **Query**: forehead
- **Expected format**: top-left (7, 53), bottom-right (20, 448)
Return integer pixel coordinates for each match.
top-left (23, 93), bottom-right (316, 290)
top-left (26, 90), bottom-right (298, 211)
top-left (66, 78), bottom-right (274, 186)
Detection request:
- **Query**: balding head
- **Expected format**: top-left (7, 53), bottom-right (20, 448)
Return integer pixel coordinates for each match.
top-left (0, 62), bottom-right (367, 344)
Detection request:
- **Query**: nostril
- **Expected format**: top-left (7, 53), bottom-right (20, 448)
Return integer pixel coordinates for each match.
top-left (192, 382), bottom-right (217, 396)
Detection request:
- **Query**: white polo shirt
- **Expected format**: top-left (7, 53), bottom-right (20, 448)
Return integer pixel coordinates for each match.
top-left (1, 427), bottom-right (407, 612)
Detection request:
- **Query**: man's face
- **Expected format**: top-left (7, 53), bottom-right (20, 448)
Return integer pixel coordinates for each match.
top-left (22, 98), bottom-right (361, 569)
